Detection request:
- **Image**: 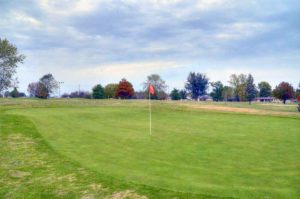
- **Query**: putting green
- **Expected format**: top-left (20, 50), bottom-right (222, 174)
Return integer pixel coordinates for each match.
top-left (8, 102), bottom-right (300, 198)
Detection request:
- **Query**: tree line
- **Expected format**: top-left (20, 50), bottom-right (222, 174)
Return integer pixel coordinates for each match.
top-left (172, 72), bottom-right (299, 104)
top-left (1, 38), bottom-right (300, 104)
top-left (24, 72), bottom-right (300, 105)
top-left (26, 74), bottom-right (168, 100)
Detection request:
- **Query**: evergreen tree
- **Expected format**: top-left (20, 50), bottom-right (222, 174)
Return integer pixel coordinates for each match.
top-left (245, 74), bottom-right (257, 104)
top-left (170, 88), bottom-right (181, 100)
top-left (10, 87), bottom-right (19, 98)
top-left (92, 84), bottom-right (105, 99)
top-left (179, 89), bottom-right (187, 100)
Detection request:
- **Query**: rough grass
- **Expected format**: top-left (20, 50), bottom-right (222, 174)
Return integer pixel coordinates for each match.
top-left (1, 99), bottom-right (300, 198)
top-left (0, 113), bottom-right (147, 199)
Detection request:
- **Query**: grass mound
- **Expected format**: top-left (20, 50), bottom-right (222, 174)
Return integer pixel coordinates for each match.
top-left (1, 99), bottom-right (299, 198)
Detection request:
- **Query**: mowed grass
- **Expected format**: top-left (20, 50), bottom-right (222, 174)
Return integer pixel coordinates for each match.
top-left (2, 99), bottom-right (299, 199)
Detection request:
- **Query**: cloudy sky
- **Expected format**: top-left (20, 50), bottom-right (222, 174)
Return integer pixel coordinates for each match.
top-left (1, 0), bottom-right (299, 94)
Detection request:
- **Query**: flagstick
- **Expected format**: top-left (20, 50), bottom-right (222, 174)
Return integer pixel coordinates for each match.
top-left (149, 89), bottom-right (152, 136)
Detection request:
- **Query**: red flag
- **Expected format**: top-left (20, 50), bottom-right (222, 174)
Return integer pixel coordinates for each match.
top-left (149, 84), bottom-right (155, 95)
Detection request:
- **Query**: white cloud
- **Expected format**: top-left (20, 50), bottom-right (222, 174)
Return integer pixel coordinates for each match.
top-left (196, 0), bottom-right (228, 10)
top-left (38, 0), bottom-right (103, 16)
top-left (11, 11), bottom-right (41, 27)
top-left (36, 60), bottom-right (182, 92)
top-left (215, 22), bottom-right (266, 41)
top-left (55, 60), bottom-right (180, 82)
top-left (202, 63), bottom-right (300, 89)
top-left (1, 0), bottom-right (299, 94)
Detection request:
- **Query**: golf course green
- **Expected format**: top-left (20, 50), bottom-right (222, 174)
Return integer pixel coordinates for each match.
top-left (1, 99), bottom-right (299, 198)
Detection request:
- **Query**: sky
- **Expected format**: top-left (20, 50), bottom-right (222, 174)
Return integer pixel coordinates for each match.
top-left (1, 0), bottom-right (299, 95)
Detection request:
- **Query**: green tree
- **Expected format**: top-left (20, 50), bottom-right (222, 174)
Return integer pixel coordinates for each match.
top-left (143, 74), bottom-right (168, 100)
top-left (273, 82), bottom-right (295, 104)
top-left (210, 81), bottom-right (224, 101)
top-left (185, 72), bottom-right (209, 100)
top-left (245, 74), bottom-right (257, 104)
top-left (104, 83), bottom-right (118, 98)
top-left (157, 91), bottom-right (168, 100)
top-left (92, 84), bottom-right (105, 99)
top-left (222, 86), bottom-right (234, 101)
top-left (116, 79), bottom-right (134, 99)
top-left (228, 74), bottom-right (247, 101)
top-left (35, 82), bottom-right (48, 99)
top-left (170, 88), bottom-right (181, 100)
top-left (258, 81), bottom-right (272, 97)
top-left (179, 89), bottom-right (187, 100)
top-left (27, 82), bottom-right (38, 97)
top-left (4, 91), bottom-right (10, 98)
top-left (10, 87), bottom-right (19, 98)
top-left (39, 74), bottom-right (58, 98)
top-left (0, 38), bottom-right (25, 95)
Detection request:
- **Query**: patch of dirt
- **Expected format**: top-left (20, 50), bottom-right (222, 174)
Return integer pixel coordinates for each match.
top-left (110, 190), bottom-right (148, 199)
top-left (182, 103), bottom-right (298, 116)
top-left (89, 183), bottom-right (107, 192)
top-left (57, 174), bottom-right (76, 182)
top-left (55, 189), bottom-right (69, 197)
top-left (81, 194), bottom-right (95, 199)
top-left (9, 170), bottom-right (31, 178)
top-left (258, 104), bottom-right (296, 107)
top-left (81, 195), bottom-right (95, 199)
top-left (80, 183), bottom-right (108, 197)
top-left (78, 168), bottom-right (89, 176)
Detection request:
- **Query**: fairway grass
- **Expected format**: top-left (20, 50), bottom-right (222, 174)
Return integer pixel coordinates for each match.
top-left (1, 99), bottom-right (300, 198)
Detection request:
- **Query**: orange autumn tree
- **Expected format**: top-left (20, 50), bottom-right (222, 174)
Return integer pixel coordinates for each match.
top-left (115, 78), bottom-right (134, 99)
